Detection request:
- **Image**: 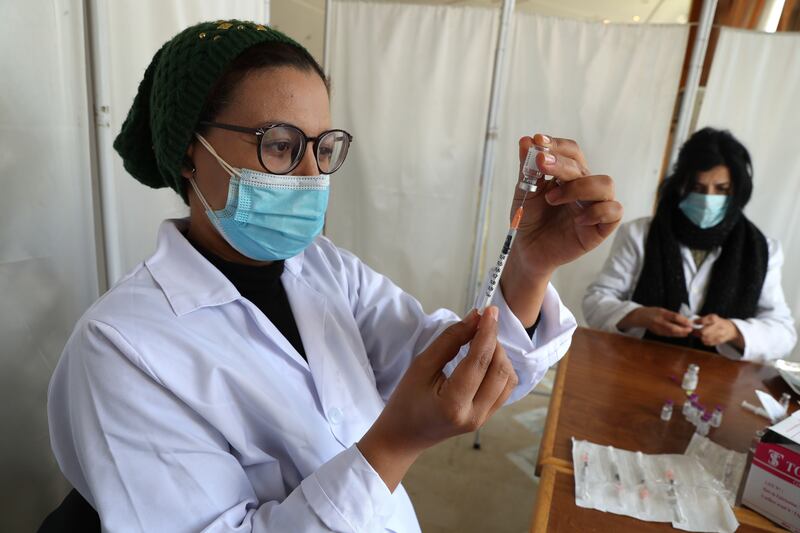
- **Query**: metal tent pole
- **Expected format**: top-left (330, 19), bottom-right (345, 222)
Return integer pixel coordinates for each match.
top-left (466, 0), bottom-right (516, 318)
top-left (85, 0), bottom-right (122, 289)
top-left (668, 0), bottom-right (718, 168)
top-left (323, 0), bottom-right (333, 76)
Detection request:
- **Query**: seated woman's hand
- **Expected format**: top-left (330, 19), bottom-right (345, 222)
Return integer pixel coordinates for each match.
top-left (618, 306), bottom-right (693, 337)
top-left (357, 307), bottom-right (517, 491)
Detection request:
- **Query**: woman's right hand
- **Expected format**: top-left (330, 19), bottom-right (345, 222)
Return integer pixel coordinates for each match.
top-left (357, 307), bottom-right (517, 491)
top-left (618, 306), bottom-right (693, 337)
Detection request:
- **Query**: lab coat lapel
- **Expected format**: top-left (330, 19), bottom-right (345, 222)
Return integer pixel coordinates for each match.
top-left (242, 298), bottom-right (310, 371)
top-left (281, 273), bottom-right (333, 407)
top-left (282, 269), bottom-right (369, 448)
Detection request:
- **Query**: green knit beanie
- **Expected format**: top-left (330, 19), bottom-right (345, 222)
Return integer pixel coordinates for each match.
top-left (113, 20), bottom-right (306, 195)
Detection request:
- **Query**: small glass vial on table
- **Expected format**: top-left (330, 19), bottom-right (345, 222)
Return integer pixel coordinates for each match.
top-left (780, 392), bottom-right (792, 411)
top-left (661, 400), bottom-right (674, 421)
top-left (682, 394), bottom-right (698, 418)
top-left (696, 411), bottom-right (712, 436)
top-left (710, 405), bottom-right (724, 428)
top-left (682, 364), bottom-right (699, 395)
top-left (690, 403), bottom-right (704, 426)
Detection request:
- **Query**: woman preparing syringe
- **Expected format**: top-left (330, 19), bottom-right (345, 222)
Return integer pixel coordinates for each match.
top-left (44, 21), bottom-right (622, 532)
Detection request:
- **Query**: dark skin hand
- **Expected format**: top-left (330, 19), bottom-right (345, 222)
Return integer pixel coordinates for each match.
top-left (501, 134), bottom-right (623, 327)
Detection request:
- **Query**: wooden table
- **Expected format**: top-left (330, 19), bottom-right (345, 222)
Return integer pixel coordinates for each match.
top-left (531, 327), bottom-right (796, 532)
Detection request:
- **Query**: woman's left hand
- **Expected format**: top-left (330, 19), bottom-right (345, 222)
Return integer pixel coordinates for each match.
top-left (509, 134), bottom-right (623, 278)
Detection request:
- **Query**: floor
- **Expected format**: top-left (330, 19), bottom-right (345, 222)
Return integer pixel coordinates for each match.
top-left (403, 368), bottom-right (556, 533)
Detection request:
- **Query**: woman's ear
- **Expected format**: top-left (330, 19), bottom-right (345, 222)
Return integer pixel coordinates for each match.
top-left (179, 141), bottom-right (196, 180)
top-left (181, 153), bottom-right (196, 181)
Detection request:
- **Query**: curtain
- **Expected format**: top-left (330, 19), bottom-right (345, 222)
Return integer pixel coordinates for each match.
top-left (326, 0), bottom-right (498, 313)
top-left (486, 13), bottom-right (689, 324)
top-left (0, 1), bottom-right (98, 528)
top-left (696, 28), bottom-right (800, 359)
top-left (0, 2), bottom-right (269, 529)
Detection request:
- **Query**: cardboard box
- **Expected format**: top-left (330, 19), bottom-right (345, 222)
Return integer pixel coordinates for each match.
top-left (741, 411), bottom-right (800, 532)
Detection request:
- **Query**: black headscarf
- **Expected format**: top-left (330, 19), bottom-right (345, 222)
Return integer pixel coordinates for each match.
top-left (631, 128), bottom-right (768, 350)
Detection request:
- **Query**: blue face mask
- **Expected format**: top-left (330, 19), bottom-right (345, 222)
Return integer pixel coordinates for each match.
top-left (190, 133), bottom-right (329, 261)
top-left (678, 192), bottom-right (729, 229)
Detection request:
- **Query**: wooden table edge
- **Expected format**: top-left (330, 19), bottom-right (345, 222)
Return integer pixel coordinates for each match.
top-left (536, 353), bottom-right (570, 476)
top-left (530, 463), bottom-right (571, 532)
top-left (540, 457), bottom-right (573, 472)
top-left (734, 506), bottom-right (790, 532)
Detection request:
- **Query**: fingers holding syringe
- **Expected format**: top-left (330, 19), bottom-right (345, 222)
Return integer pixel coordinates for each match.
top-left (519, 135), bottom-right (585, 180)
top-left (532, 133), bottom-right (589, 170)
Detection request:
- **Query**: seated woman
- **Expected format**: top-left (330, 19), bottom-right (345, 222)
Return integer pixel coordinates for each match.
top-left (583, 128), bottom-right (796, 362)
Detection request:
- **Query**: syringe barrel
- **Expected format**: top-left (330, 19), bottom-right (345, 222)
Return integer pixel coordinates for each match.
top-left (476, 229), bottom-right (517, 312)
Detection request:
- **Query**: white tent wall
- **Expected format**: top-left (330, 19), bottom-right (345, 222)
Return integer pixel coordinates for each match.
top-left (695, 28), bottom-right (800, 360)
top-left (0, 1), bottom-right (98, 528)
top-left (103, 0), bottom-right (270, 282)
top-left (326, 0), bottom-right (499, 313)
top-left (478, 12), bottom-right (689, 324)
top-left (1, 2), bottom-right (269, 530)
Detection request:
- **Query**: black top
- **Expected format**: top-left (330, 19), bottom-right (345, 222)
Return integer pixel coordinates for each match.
top-left (189, 239), bottom-right (307, 360)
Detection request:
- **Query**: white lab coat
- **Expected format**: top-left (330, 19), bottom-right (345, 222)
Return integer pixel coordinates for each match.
top-left (48, 219), bottom-right (576, 533)
top-left (583, 217), bottom-right (796, 362)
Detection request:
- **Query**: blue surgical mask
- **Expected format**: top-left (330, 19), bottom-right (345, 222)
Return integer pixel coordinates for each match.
top-left (190, 133), bottom-right (329, 261)
top-left (678, 192), bottom-right (729, 229)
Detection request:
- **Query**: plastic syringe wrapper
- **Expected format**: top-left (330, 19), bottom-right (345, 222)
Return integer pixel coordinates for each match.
top-left (684, 433), bottom-right (747, 506)
top-left (572, 438), bottom-right (739, 533)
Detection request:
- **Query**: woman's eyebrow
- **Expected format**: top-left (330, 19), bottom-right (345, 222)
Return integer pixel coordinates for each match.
top-left (253, 120), bottom-right (282, 128)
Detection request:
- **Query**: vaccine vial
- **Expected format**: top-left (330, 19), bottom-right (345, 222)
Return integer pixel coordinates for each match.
top-left (696, 411), bottom-right (712, 436)
top-left (780, 393), bottom-right (791, 411)
top-left (519, 145), bottom-right (551, 192)
top-left (682, 364), bottom-right (699, 395)
top-left (682, 394), bottom-right (698, 418)
top-left (710, 405), bottom-right (723, 428)
top-left (690, 402), bottom-right (704, 426)
top-left (660, 400), bottom-right (674, 421)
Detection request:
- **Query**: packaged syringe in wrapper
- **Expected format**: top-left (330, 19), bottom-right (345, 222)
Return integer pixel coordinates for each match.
top-left (741, 410), bottom-right (800, 532)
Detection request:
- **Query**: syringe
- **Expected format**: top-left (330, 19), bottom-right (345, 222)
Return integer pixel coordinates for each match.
top-left (477, 205), bottom-right (524, 313)
top-left (477, 145), bottom-right (548, 313)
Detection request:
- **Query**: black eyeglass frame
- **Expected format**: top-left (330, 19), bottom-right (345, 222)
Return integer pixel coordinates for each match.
top-left (198, 120), bottom-right (353, 175)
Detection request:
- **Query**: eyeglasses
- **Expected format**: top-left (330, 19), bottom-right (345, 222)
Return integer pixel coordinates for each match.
top-left (198, 121), bottom-right (353, 175)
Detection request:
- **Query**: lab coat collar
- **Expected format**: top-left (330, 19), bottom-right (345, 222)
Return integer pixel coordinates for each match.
top-left (145, 219), bottom-right (305, 316)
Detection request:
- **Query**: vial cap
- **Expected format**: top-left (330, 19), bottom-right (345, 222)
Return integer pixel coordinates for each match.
top-left (702, 412), bottom-right (712, 421)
